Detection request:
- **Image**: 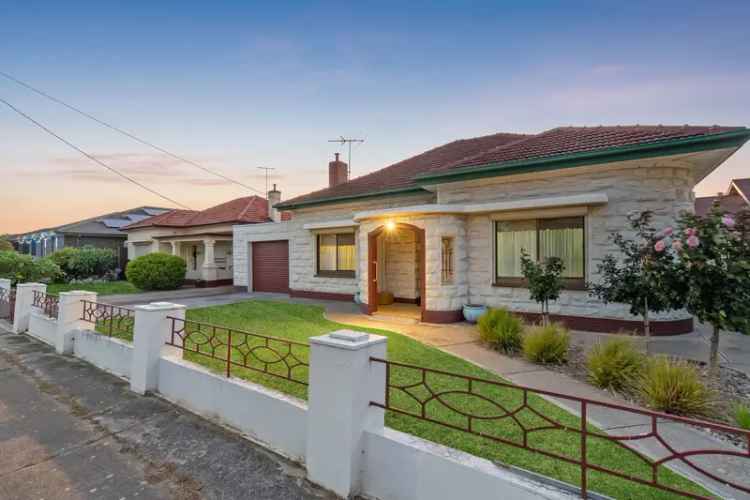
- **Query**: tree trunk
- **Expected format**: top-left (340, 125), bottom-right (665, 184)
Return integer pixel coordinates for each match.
top-left (709, 324), bottom-right (721, 378)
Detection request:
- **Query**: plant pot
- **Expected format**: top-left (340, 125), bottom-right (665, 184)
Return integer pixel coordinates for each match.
top-left (463, 304), bottom-right (487, 323)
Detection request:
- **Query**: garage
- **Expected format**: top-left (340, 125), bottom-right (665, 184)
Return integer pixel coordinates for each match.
top-left (252, 240), bottom-right (289, 293)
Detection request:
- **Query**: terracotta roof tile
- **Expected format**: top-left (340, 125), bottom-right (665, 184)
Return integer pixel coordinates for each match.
top-left (281, 125), bottom-right (745, 208)
top-left (279, 132), bottom-right (529, 207)
top-left (124, 196), bottom-right (269, 229)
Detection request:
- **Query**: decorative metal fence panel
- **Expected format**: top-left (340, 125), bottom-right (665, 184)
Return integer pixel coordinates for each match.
top-left (0, 288), bottom-right (15, 322)
top-left (32, 290), bottom-right (58, 319)
top-left (167, 316), bottom-right (309, 386)
top-left (369, 357), bottom-right (750, 499)
top-left (80, 300), bottom-right (135, 340)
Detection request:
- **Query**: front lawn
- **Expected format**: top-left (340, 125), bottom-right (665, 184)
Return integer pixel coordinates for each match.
top-left (47, 280), bottom-right (141, 296)
top-left (182, 300), bottom-right (706, 499)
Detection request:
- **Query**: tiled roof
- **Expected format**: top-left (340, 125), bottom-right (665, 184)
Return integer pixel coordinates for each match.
top-left (695, 177), bottom-right (750, 216)
top-left (278, 132), bottom-right (529, 207)
top-left (124, 196), bottom-right (269, 229)
top-left (280, 125), bottom-right (746, 208)
top-left (433, 125), bottom-right (743, 173)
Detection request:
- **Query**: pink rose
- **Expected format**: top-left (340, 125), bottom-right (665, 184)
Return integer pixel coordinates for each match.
top-left (663, 227), bottom-right (673, 236)
top-left (722, 216), bottom-right (735, 228)
top-left (684, 227), bottom-right (697, 237)
top-left (671, 239), bottom-right (683, 252)
top-left (687, 235), bottom-right (700, 248)
top-left (654, 240), bottom-right (666, 252)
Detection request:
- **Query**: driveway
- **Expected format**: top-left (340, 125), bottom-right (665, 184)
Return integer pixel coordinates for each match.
top-left (0, 327), bottom-right (336, 500)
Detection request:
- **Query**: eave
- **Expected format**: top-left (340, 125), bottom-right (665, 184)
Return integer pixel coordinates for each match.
top-left (415, 128), bottom-right (750, 186)
top-left (274, 186), bottom-right (430, 211)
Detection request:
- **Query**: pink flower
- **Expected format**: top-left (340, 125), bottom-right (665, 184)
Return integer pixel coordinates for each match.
top-left (687, 235), bottom-right (700, 248)
top-left (671, 239), bottom-right (683, 252)
top-left (654, 240), bottom-right (666, 252)
top-left (663, 227), bottom-right (673, 236)
top-left (684, 227), bottom-right (697, 237)
top-left (722, 215), bottom-right (735, 228)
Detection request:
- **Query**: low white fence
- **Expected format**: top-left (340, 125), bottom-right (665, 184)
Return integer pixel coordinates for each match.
top-left (9, 282), bottom-right (562, 500)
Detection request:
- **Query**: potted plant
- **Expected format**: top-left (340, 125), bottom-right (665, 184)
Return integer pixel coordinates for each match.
top-left (463, 303), bottom-right (487, 323)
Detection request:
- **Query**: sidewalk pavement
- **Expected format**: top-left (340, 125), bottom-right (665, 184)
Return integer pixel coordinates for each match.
top-left (324, 304), bottom-right (750, 499)
top-left (0, 326), bottom-right (336, 500)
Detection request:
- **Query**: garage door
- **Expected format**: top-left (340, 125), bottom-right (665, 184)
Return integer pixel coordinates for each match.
top-left (252, 240), bottom-right (289, 293)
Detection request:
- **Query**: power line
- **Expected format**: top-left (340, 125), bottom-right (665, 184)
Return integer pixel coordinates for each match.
top-left (0, 96), bottom-right (192, 209)
top-left (0, 70), bottom-right (264, 195)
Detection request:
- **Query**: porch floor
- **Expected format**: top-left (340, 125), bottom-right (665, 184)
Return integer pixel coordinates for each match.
top-left (372, 303), bottom-right (421, 321)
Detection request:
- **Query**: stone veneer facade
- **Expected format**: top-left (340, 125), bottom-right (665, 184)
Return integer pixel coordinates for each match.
top-left (234, 153), bottom-right (703, 330)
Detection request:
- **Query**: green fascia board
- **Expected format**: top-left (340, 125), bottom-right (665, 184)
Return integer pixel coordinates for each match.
top-left (275, 186), bottom-right (430, 210)
top-left (415, 128), bottom-right (750, 186)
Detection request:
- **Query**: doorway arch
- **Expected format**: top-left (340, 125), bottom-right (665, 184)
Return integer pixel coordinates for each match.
top-left (366, 223), bottom-right (426, 321)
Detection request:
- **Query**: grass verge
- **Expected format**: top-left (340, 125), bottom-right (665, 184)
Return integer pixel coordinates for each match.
top-left (47, 280), bottom-right (141, 296)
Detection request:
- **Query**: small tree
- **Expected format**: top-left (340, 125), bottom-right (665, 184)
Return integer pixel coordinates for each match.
top-left (590, 211), bottom-right (680, 337)
top-left (520, 250), bottom-right (564, 326)
top-left (0, 237), bottom-right (14, 252)
top-left (670, 206), bottom-right (750, 374)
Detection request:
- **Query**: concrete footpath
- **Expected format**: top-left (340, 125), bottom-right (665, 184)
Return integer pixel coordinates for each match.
top-left (0, 326), bottom-right (335, 500)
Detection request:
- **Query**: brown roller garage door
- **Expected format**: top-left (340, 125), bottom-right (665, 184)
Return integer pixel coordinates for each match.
top-left (252, 240), bottom-right (289, 293)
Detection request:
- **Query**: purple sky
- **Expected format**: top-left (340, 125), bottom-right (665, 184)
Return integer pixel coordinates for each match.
top-left (1, 1), bottom-right (748, 233)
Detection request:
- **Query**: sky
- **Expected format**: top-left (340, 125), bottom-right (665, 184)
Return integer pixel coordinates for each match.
top-left (1, 1), bottom-right (749, 234)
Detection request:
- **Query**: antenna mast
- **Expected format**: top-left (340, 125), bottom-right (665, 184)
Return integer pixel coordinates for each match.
top-left (257, 167), bottom-right (275, 195)
top-left (327, 136), bottom-right (364, 177)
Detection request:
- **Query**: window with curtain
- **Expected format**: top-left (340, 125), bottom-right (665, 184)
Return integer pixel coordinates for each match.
top-left (495, 216), bottom-right (584, 288)
top-left (317, 233), bottom-right (356, 277)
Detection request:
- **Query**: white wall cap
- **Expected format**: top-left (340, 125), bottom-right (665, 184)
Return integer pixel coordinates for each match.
top-left (16, 282), bottom-right (45, 288)
top-left (310, 330), bottom-right (387, 350)
top-left (135, 302), bottom-right (187, 311)
top-left (59, 290), bottom-right (97, 296)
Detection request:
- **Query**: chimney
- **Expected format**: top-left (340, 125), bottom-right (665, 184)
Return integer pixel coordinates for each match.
top-left (328, 153), bottom-right (348, 188)
top-left (267, 183), bottom-right (281, 222)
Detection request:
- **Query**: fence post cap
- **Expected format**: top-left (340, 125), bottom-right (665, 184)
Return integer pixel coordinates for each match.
top-left (16, 282), bottom-right (45, 288)
top-left (134, 302), bottom-right (186, 312)
top-left (310, 330), bottom-right (386, 350)
top-left (58, 290), bottom-right (96, 296)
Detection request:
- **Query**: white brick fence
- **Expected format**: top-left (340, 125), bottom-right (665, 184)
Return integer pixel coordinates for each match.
top-left (3, 282), bottom-right (564, 500)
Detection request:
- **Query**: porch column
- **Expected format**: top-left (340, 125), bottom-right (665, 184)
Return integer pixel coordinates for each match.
top-left (150, 239), bottom-right (160, 254)
top-left (170, 241), bottom-right (179, 256)
top-left (201, 239), bottom-right (218, 282)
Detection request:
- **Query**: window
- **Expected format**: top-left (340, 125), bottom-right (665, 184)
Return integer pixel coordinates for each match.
top-left (494, 216), bottom-right (584, 288)
top-left (441, 237), bottom-right (454, 284)
top-left (317, 233), bottom-right (356, 277)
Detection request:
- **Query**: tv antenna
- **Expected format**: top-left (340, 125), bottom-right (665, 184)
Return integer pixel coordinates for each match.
top-left (257, 167), bottom-right (275, 195)
top-left (327, 136), bottom-right (364, 177)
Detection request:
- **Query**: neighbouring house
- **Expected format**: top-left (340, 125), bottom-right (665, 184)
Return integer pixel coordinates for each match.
top-left (233, 125), bottom-right (750, 333)
top-left (694, 177), bottom-right (750, 216)
top-left (123, 194), bottom-right (286, 286)
top-left (10, 206), bottom-right (170, 267)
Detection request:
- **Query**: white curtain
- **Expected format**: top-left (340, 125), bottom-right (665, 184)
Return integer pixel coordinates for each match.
top-left (496, 220), bottom-right (537, 277)
top-left (540, 226), bottom-right (584, 278)
top-left (319, 234), bottom-right (337, 271)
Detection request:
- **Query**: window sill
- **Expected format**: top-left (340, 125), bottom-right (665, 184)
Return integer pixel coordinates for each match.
top-left (493, 278), bottom-right (587, 291)
top-left (315, 271), bottom-right (356, 279)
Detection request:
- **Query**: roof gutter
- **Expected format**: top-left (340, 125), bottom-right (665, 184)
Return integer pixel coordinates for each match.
top-left (274, 186), bottom-right (430, 210)
top-left (415, 128), bottom-right (750, 186)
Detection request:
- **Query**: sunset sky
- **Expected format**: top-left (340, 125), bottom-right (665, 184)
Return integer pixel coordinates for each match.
top-left (2, 1), bottom-right (748, 234)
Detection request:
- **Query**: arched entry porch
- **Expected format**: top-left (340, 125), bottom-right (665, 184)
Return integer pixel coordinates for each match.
top-left (366, 223), bottom-right (426, 321)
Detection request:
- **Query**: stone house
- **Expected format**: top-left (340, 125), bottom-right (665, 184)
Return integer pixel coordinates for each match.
top-left (233, 125), bottom-right (750, 333)
top-left (124, 196), bottom-right (283, 286)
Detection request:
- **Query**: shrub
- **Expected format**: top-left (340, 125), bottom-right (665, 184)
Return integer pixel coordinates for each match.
top-left (478, 307), bottom-right (524, 353)
top-left (0, 251), bottom-right (62, 284)
top-left (522, 323), bottom-right (570, 364)
top-left (733, 403), bottom-right (750, 430)
top-left (638, 357), bottom-right (714, 416)
top-left (50, 246), bottom-right (117, 281)
top-left (0, 238), bottom-right (14, 252)
top-left (126, 253), bottom-right (186, 290)
top-left (586, 338), bottom-right (645, 392)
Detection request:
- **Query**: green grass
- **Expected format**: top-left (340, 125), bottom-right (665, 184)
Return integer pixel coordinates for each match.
top-left (179, 300), bottom-right (708, 499)
top-left (47, 280), bottom-right (141, 296)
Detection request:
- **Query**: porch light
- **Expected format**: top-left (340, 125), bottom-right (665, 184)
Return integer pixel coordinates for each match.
top-left (385, 220), bottom-right (396, 232)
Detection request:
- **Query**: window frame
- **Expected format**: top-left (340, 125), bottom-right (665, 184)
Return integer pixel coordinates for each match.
top-left (493, 216), bottom-right (586, 290)
top-left (316, 232), bottom-right (356, 279)
top-left (441, 236), bottom-right (455, 284)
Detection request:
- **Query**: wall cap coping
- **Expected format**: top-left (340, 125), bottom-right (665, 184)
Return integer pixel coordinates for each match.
top-left (134, 302), bottom-right (187, 312)
top-left (310, 330), bottom-right (387, 350)
top-left (16, 282), bottom-right (46, 289)
top-left (352, 192), bottom-right (608, 221)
